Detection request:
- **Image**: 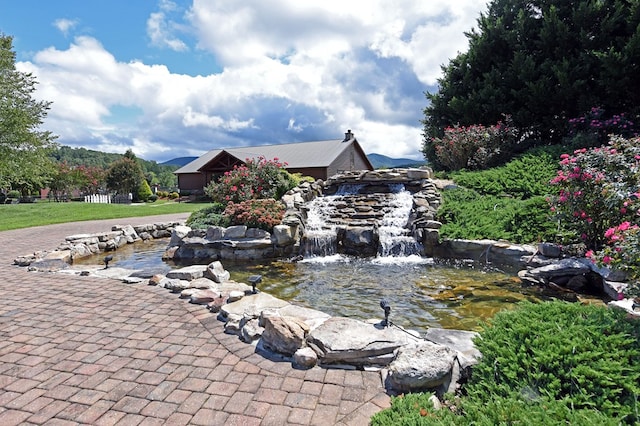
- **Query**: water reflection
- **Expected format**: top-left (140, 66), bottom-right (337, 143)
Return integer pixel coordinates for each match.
top-left (230, 257), bottom-right (549, 331)
top-left (73, 239), bottom-right (561, 331)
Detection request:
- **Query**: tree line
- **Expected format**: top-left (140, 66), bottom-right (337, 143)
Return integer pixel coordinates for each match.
top-left (0, 33), bottom-right (177, 200)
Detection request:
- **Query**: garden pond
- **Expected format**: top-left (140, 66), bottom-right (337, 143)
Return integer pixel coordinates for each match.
top-left (73, 238), bottom-right (599, 332)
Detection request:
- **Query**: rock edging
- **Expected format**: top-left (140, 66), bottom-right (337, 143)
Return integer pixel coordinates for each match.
top-left (13, 221), bottom-right (182, 271)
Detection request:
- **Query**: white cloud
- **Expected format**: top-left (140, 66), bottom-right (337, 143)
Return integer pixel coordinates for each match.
top-left (53, 18), bottom-right (78, 37)
top-left (147, 12), bottom-right (189, 52)
top-left (17, 0), bottom-right (487, 161)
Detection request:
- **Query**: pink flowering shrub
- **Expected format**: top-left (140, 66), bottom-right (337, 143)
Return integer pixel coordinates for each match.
top-left (430, 116), bottom-right (518, 171)
top-left (205, 156), bottom-right (294, 204)
top-left (549, 135), bottom-right (640, 249)
top-left (551, 135), bottom-right (640, 297)
top-left (586, 222), bottom-right (640, 297)
top-left (224, 199), bottom-right (285, 231)
top-left (567, 107), bottom-right (637, 147)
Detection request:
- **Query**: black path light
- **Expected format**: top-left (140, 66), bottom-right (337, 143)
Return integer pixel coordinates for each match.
top-left (380, 299), bottom-right (391, 327)
top-left (103, 254), bottom-right (114, 269)
top-left (248, 275), bottom-right (262, 294)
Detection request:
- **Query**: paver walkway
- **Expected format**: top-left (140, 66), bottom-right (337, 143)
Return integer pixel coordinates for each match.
top-left (0, 214), bottom-right (390, 425)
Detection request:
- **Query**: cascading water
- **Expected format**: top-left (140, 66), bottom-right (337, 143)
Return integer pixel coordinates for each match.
top-left (302, 183), bottom-right (422, 258)
top-left (377, 184), bottom-right (423, 258)
top-left (302, 184), bottom-right (367, 257)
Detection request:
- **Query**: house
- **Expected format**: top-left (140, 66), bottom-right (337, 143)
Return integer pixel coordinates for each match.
top-left (174, 130), bottom-right (373, 193)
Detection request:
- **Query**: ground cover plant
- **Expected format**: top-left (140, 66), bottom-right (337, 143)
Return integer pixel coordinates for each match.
top-left (185, 203), bottom-right (230, 229)
top-left (436, 146), bottom-right (561, 244)
top-left (0, 200), bottom-right (211, 231)
top-left (371, 301), bottom-right (640, 425)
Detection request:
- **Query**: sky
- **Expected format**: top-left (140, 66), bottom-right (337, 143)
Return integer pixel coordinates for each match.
top-left (1, 0), bottom-right (487, 163)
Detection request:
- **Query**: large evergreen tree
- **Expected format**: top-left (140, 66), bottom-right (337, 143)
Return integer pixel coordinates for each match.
top-left (0, 34), bottom-right (57, 194)
top-left (423, 0), bottom-right (640, 164)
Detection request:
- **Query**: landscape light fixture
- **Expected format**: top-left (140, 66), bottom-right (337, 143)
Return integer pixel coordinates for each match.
top-left (103, 255), bottom-right (113, 269)
top-left (380, 299), bottom-right (391, 327)
top-left (248, 275), bottom-right (262, 294)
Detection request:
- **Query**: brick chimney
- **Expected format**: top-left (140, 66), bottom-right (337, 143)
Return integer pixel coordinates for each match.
top-left (343, 129), bottom-right (354, 141)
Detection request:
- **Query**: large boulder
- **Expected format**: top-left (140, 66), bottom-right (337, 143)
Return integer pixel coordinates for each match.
top-left (387, 341), bottom-right (457, 392)
top-left (273, 225), bottom-right (296, 246)
top-left (424, 328), bottom-right (481, 372)
top-left (306, 317), bottom-right (418, 366)
top-left (204, 261), bottom-right (230, 283)
top-left (163, 279), bottom-right (191, 293)
top-left (525, 258), bottom-right (591, 279)
top-left (224, 225), bottom-right (247, 239)
top-left (166, 265), bottom-right (208, 281)
top-left (277, 304), bottom-right (331, 330)
top-left (26, 259), bottom-right (70, 272)
top-left (434, 239), bottom-right (536, 267)
top-left (261, 316), bottom-right (310, 356)
top-left (188, 277), bottom-right (217, 289)
top-left (240, 318), bottom-right (264, 343)
top-left (338, 227), bottom-right (379, 257)
top-left (219, 292), bottom-right (289, 320)
top-left (189, 289), bottom-right (220, 305)
top-left (169, 225), bottom-right (191, 246)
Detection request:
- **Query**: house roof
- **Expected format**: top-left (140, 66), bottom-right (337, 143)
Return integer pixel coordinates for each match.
top-left (174, 136), bottom-right (373, 174)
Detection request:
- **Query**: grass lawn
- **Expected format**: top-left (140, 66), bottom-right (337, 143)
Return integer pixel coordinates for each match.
top-left (0, 200), bottom-right (212, 231)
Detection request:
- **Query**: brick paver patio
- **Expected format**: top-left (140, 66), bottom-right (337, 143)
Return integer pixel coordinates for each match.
top-left (0, 214), bottom-right (390, 425)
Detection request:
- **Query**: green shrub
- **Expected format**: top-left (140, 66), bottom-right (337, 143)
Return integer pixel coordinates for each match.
top-left (372, 392), bottom-right (617, 425)
top-left (186, 203), bottom-right (230, 229)
top-left (7, 190), bottom-right (20, 199)
top-left (450, 146), bottom-right (562, 198)
top-left (437, 146), bottom-right (563, 243)
top-left (168, 191), bottom-right (179, 199)
top-left (224, 199), bottom-right (285, 231)
top-left (505, 196), bottom-right (558, 243)
top-left (137, 180), bottom-right (153, 202)
top-left (437, 188), bottom-right (556, 243)
top-left (147, 194), bottom-right (158, 202)
top-left (469, 301), bottom-right (639, 422)
top-left (372, 301), bottom-right (639, 425)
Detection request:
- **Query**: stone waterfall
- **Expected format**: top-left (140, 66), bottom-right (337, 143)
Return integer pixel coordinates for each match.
top-left (281, 168), bottom-right (443, 259)
top-left (302, 182), bottom-right (424, 258)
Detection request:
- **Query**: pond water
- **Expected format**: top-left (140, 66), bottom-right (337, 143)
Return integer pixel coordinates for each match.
top-left (74, 239), bottom-right (568, 331)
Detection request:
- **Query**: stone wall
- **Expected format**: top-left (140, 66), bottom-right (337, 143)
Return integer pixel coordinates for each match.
top-left (166, 224), bottom-right (299, 263)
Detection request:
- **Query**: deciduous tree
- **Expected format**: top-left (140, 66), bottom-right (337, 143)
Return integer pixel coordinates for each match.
top-left (0, 34), bottom-right (57, 193)
top-left (105, 154), bottom-right (145, 199)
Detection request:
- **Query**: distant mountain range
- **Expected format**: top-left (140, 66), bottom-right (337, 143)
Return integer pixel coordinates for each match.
top-left (366, 153), bottom-right (425, 169)
top-left (160, 153), bottom-right (425, 169)
top-left (160, 156), bottom-right (198, 167)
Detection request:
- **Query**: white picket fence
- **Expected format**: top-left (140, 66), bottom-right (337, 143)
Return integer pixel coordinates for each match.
top-left (84, 194), bottom-right (111, 204)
